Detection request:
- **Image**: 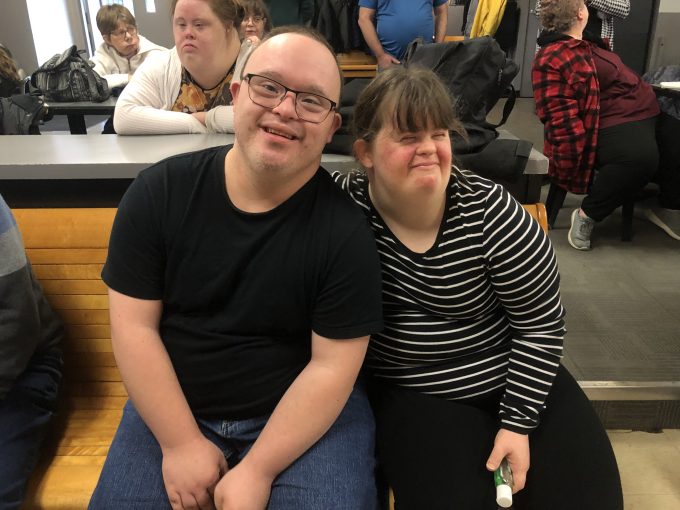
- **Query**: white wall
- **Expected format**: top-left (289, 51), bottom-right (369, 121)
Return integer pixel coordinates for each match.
top-left (26, 0), bottom-right (76, 64)
top-left (659, 0), bottom-right (680, 13)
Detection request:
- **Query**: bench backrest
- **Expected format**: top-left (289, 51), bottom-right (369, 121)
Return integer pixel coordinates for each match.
top-left (12, 202), bottom-right (547, 411)
top-left (13, 208), bottom-right (126, 411)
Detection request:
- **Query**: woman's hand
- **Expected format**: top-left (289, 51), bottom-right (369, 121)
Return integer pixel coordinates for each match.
top-left (214, 460), bottom-right (273, 510)
top-left (485, 428), bottom-right (530, 494)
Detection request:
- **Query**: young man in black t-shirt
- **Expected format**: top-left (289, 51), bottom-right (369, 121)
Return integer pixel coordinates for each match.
top-left (89, 27), bottom-right (383, 510)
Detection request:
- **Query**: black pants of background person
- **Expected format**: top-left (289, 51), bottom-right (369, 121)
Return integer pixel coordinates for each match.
top-left (368, 365), bottom-right (623, 510)
top-left (655, 112), bottom-right (680, 210)
top-left (582, 116), bottom-right (659, 221)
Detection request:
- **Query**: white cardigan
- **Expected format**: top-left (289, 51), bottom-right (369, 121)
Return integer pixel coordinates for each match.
top-left (114, 41), bottom-right (254, 135)
top-left (90, 35), bottom-right (165, 89)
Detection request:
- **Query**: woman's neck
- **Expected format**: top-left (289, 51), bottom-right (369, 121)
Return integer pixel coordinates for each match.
top-left (369, 185), bottom-right (446, 253)
top-left (186, 29), bottom-right (241, 90)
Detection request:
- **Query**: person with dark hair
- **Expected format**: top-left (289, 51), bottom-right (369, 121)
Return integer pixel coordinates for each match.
top-left (533, 0), bottom-right (659, 250)
top-left (238, 0), bottom-right (272, 43)
top-left (333, 65), bottom-right (623, 509)
top-left (114, 0), bottom-right (252, 134)
top-left (0, 44), bottom-right (22, 97)
top-left (0, 194), bottom-right (63, 510)
top-left (89, 26), bottom-right (382, 510)
top-left (91, 4), bottom-right (165, 89)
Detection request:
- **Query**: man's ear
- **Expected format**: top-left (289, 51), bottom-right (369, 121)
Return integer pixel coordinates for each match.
top-left (325, 112), bottom-right (342, 143)
top-left (230, 81), bottom-right (241, 103)
top-left (353, 138), bottom-right (373, 169)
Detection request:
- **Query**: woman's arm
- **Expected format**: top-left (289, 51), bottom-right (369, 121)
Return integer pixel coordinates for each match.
top-left (114, 51), bottom-right (207, 135)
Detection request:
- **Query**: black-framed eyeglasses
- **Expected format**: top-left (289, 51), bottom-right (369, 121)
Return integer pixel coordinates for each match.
top-left (110, 26), bottom-right (137, 38)
top-left (244, 73), bottom-right (337, 124)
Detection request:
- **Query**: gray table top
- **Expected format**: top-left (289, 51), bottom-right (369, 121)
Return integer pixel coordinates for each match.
top-left (44, 97), bottom-right (118, 112)
top-left (0, 130), bottom-right (547, 180)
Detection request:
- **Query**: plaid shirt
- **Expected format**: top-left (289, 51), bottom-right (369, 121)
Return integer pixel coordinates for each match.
top-left (536, 0), bottom-right (630, 50)
top-left (533, 37), bottom-right (600, 194)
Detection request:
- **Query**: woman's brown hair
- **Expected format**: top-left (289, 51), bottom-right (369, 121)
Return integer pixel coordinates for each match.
top-left (352, 66), bottom-right (464, 143)
top-left (171, 0), bottom-right (245, 31)
top-left (538, 0), bottom-right (583, 33)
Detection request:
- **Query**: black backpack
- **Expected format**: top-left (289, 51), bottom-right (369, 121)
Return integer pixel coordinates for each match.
top-left (403, 36), bottom-right (519, 155)
top-left (0, 93), bottom-right (44, 135)
top-left (30, 45), bottom-right (110, 103)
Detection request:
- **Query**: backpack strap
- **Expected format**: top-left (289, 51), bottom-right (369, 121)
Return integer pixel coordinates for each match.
top-left (486, 84), bottom-right (516, 129)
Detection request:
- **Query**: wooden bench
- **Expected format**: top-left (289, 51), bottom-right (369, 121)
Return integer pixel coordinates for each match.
top-left (14, 203), bottom-right (547, 509)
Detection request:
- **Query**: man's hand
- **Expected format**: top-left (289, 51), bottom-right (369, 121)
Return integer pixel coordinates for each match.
top-left (377, 53), bottom-right (400, 70)
top-left (214, 460), bottom-right (273, 510)
top-left (485, 429), bottom-right (530, 494)
top-left (162, 435), bottom-right (228, 510)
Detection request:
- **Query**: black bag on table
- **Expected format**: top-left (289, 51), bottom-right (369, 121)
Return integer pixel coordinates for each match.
top-left (0, 93), bottom-right (44, 135)
top-left (30, 45), bottom-right (110, 102)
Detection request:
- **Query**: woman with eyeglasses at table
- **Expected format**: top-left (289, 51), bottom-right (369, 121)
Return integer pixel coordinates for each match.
top-left (114, 0), bottom-right (254, 135)
top-left (238, 0), bottom-right (272, 44)
top-left (90, 5), bottom-right (166, 91)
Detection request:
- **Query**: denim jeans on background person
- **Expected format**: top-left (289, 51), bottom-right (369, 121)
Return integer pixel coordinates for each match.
top-left (0, 347), bottom-right (62, 510)
top-left (88, 383), bottom-right (379, 509)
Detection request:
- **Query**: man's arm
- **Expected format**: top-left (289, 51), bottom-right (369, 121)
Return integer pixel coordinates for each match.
top-left (587, 0), bottom-right (630, 19)
top-left (109, 289), bottom-right (227, 510)
top-left (357, 7), bottom-right (400, 69)
top-left (433, 2), bottom-right (448, 43)
top-left (214, 332), bottom-right (369, 509)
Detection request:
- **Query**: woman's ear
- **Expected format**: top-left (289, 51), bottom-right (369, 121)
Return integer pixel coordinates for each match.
top-left (353, 139), bottom-right (373, 169)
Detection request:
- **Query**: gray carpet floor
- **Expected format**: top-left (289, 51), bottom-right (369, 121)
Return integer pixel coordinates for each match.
top-left (496, 97), bottom-right (680, 384)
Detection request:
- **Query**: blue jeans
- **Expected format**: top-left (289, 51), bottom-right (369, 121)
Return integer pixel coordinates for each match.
top-left (89, 384), bottom-right (378, 509)
top-left (0, 347), bottom-right (62, 510)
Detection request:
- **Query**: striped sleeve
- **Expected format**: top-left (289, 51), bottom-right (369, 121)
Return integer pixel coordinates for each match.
top-left (482, 186), bottom-right (565, 432)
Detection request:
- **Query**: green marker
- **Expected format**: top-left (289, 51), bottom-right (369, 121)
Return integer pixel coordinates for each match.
top-left (494, 458), bottom-right (513, 508)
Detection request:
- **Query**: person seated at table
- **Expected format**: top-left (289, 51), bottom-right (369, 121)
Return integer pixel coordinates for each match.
top-left (333, 66), bottom-right (623, 509)
top-left (238, 0), bottom-right (271, 43)
top-left (0, 193), bottom-right (64, 510)
top-left (114, 0), bottom-right (251, 135)
top-left (91, 5), bottom-right (166, 90)
top-left (0, 44), bottom-right (23, 97)
top-left (533, 0), bottom-right (659, 251)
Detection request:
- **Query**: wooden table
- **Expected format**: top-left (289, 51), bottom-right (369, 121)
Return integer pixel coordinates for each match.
top-left (44, 97), bottom-right (117, 135)
top-left (337, 51), bottom-right (377, 78)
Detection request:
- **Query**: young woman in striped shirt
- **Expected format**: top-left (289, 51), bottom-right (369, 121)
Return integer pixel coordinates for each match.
top-left (334, 66), bottom-right (622, 509)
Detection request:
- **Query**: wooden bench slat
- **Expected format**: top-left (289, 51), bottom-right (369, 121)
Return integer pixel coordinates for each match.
top-left (13, 208), bottom-right (116, 248)
top-left (65, 325), bottom-right (111, 340)
top-left (32, 264), bottom-right (104, 280)
top-left (65, 368), bottom-right (122, 383)
top-left (62, 338), bottom-right (112, 353)
top-left (47, 295), bottom-right (109, 311)
top-left (57, 309), bottom-right (110, 325)
top-left (64, 351), bottom-right (117, 368)
top-left (64, 382), bottom-right (126, 397)
top-left (40, 280), bottom-right (108, 295)
top-left (26, 248), bottom-right (108, 264)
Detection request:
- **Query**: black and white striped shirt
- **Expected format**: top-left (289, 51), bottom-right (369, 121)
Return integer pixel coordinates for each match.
top-left (334, 169), bottom-right (566, 433)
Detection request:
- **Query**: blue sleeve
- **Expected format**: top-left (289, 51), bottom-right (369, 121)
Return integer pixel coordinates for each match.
top-left (358, 0), bottom-right (378, 9)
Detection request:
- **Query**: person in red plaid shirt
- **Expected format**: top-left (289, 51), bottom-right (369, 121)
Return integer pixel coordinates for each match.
top-left (532, 0), bottom-right (659, 250)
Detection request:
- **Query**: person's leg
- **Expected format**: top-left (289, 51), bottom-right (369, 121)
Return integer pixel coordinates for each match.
top-left (244, 383), bottom-right (378, 510)
top-left (88, 401), bottom-right (233, 509)
top-left (581, 117), bottom-right (659, 222)
top-left (513, 365), bottom-right (623, 510)
top-left (367, 379), bottom-right (499, 510)
top-left (0, 347), bottom-right (61, 510)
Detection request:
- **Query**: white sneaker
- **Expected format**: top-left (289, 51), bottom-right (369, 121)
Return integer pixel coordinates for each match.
top-left (568, 209), bottom-right (595, 250)
top-left (643, 206), bottom-right (680, 240)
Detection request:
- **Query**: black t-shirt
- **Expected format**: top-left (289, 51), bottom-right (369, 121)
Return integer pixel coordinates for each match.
top-left (102, 145), bottom-right (383, 419)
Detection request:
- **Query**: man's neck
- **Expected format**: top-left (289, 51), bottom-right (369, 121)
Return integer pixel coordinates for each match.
top-left (224, 147), bottom-right (318, 213)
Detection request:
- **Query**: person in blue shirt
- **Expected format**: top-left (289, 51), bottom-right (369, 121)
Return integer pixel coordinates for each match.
top-left (358, 0), bottom-right (448, 69)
